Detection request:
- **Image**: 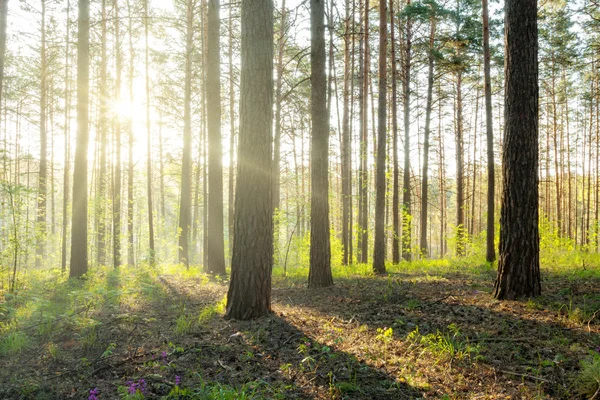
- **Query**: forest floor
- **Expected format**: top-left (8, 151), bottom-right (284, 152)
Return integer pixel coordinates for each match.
top-left (1, 260), bottom-right (600, 399)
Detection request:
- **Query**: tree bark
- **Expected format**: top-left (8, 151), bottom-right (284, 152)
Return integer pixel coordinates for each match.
top-left (373, 0), bottom-right (387, 274)
top-left (70, 0), bottom-right (90, 278)
top-left (357, 0), bottom-right (369, 264)
top-left (61, 0), bottom-right (71, 273)
top-left (36, 0), bottom-right (48, 268)
top-left (126, 0), bottom-right (135, 266)
top-left (482, 0), bottom-right (495, 262)
top-left (420, 10), bottom-right (436, 257)
top-left (144, 0), bottom-right (155, 264)
top-left (341, 0), bottom-right (352, 265)
top-left (494, 0), bottom-right (541, 300)
top-left (113, 0), bottom-right (122, 267)
top-left (206, 0), bottom-right (226, 275)
top-left (402, 0), bottom-right (412, 261)
top-left (308, 0), bottom-right (333, 288)
top-left (225, 0), bottom-right (274, 320)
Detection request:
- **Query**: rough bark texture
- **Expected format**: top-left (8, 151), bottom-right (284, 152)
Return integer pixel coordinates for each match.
top-left (206, 0), bottom-right (226, 275)
top-left (420, 13), bottom-right (435, 257)
top-left (482, 0), bottom-right (495, 262)
top-left (273, 0), bottom-right (286, 217)
top-left (494, 0), bottom-right (541, 300)
top-left (225, 0), bottom-right (274, 320)
top-left (0, 0), bottom-right (7, 103)
top-left (308, 0), bottom-right (333, 288)
top-left (70, 0), bottom-right (90, 278)
top-left (372, 0), bottom-right (386, 274)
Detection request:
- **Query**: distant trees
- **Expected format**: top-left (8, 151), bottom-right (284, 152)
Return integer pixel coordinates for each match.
top-left (225, 0), bottom-right (274, 319)
top-left (494, 0), bottom-right (541, 299)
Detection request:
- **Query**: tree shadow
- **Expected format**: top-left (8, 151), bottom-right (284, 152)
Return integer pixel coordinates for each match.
top-left (270, 271), bottom-right (600, 398)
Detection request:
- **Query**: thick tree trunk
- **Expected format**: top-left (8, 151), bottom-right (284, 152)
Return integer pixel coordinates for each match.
top-left (373, 0), bottom-right (387, 274)
top-left (420, 12), bottom-right (435, 257)
top-left (308, 0), bottom-right (333, 288)
top-left (494, 0), bottom-right (540, 300)
top-left (228, 1), bottom-right (235, 263)
top-left (482, 0), bottom-right (495, 262)
top-left (206, 0), bottom-right (226, 275)
top-left (225, 0), bottom-right (274, 320)
top-left (70, 0), bottom-right (90, 278)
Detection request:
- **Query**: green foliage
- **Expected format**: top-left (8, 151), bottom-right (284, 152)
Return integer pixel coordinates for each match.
top-left (574, 352), bottom-right (600, 398)
top-left (407, 324), bottom-right (480, 361)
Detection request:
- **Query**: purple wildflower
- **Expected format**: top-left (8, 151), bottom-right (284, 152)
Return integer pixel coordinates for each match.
top-left (595, 346), bottom-right (600, 353)
top-left (161, 351), bottom-right (168, 360)
top-left (126, 380), bottom-right (137, 394)
top-left (175, 375), bottom-right (181, 386)
top-left (139, 379), bottom-right (147, 395)
top-left (88, 388), bottom-right (99, 400)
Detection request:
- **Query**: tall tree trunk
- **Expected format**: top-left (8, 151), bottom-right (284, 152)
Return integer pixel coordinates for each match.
top-left (357, 0), bottom-right (369, 264)
top-left (144, 0), bottom-right (155, 264)
top-left (273, 0), bottom-right (286, 217)
top-left (390, 0), bottom-right (400, 264)
top-left (96, 0), bottom-right (108, 266)
top-left (225, 0), bottom-right (274, 320)
top-left (227, 1), bottom-right (235, 263)
top-left (70, 0), bottom-right (90, 278)
top-left (373, 0), bottom-right (387, 274)
top-left (341, 0), bottom-right (352, 265)
top-left (61, 0), bottom-right (71, 273)
top-left (206, 0), bottom-right (226, 275)
top-left (36, 0), bottom-right (48, 268)
top-left (455, 70), bottom-right (465, 256)
top-left (402, 0), bottom-right (412, 261)
top-left (482, 0), bottom-right (495, 262)
top-left (126, 0), bottom-right (135, 266)
top-left (113, 0), bottom-right (122, 267)
top-left (420, 10), bottom-right (435, 257)
top-left (178, 0), bottom-right (193, 267)
top-left (494, 0), bottom-right (540, 300)
top-left (308, 0), bottom-right (333, 288)
top-left (0, 0), bottom-right (7, 114)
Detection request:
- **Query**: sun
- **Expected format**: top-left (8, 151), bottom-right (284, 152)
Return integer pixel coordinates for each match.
top-left (109, 98), bottom-right (135, 120)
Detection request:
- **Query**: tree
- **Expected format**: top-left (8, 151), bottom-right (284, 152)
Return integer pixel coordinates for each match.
top-left (225, 0), bottom-right (274, 320)
top-left (61, 0), bottom-right (71, 273)
top-left (390, 0), bottom-right (400, 264)
top-left (357, 0), bottom-right (369, 264)
top-left (341, 0), bottom-right (352, 266)
top-left (493, 0), bottom-right (541, 299)
top-left (206, 0), bottom-right (226, 275)
top-left (70, 0), bottom-right (90, 278)
top-left (420, 0), bottom-right (438, 257)
top-left (113, 0), bottom-right (122, 268)
top-left (36, 0), bottom-right (48, 268)
top-left (0, 0), bottom-right (7, 105)
top-left (178, 0), bottom-right (193, 267)
top-left (126, 0), bottom-right (135, 266)
top-left (96, 0), bottom-right (108, 266)
top-left (308, 0), bottom-right (333, 288)
top-left (372, 0), bottom-right (386, 274)
top-left (402, 0), bottom-right (413, 261)
top-left (482, 0), bottom-right (494, 262)
top-left (144, 0), bottom-right (155, 265)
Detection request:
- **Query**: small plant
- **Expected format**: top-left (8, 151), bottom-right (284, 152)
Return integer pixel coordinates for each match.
top-left (88, 388), bottom-right (100, 400)
top-left (574, 352), bottom-right (600, 398)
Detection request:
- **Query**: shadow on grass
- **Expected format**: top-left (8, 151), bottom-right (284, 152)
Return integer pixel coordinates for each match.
top-left (271, 272), bottom-right (600, 398)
